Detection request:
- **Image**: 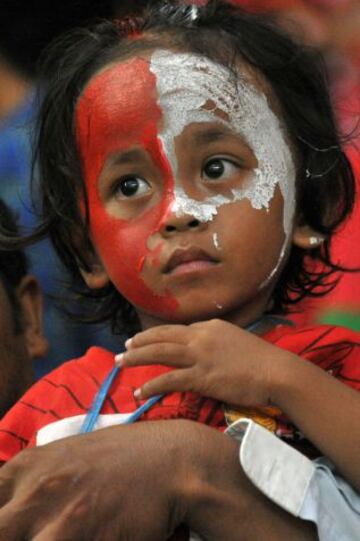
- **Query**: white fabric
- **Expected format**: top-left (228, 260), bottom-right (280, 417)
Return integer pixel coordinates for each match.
top-left (226, 418), bottom-right (314, 515)
top-left (226, 418), bottom-right (360, 540)
top-left (36, 413), bottom-right (131, 446)
top-left (300, 457), bottom-right (360, 541)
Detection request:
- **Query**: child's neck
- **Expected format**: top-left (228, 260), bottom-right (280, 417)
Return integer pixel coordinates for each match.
top-left (246, 315), bottom-right (292, 336)
top-left (137, 302), bottom-right (286, 337)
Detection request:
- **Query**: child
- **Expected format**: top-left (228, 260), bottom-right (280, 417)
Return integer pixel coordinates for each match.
top-left (0, 1), bottom-right (359, 539)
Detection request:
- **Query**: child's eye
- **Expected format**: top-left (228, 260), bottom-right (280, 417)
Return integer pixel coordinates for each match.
top-left (202, 158), bottom-right (240, 181)
top-left (114, 176), bottom-right (151, 199)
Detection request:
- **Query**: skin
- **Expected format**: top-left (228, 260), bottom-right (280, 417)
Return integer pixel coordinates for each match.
top-left (0, 421), bottom-right (317, 540)
top-left (0, 49), bottom-right (353, 539)
top-left (76, 56), bottom-right (178, 318)
top-left (77, 54), bottom-right (292, 329)
top-left (80, 49), bottom-right (359, 506)
top-left (121, 318), bottom-right (360, 492)
top-left (0, 275), bottom-right (47, 417)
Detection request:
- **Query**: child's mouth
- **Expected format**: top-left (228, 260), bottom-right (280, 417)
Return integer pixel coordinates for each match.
top-left (164, 247), bottom-right (219, 275)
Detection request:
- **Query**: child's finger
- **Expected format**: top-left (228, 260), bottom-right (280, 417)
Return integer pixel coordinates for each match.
top-left (135, 369), bottom-right (194, 399)
top-left (116, 343), bottom-right (192, 368)
top-left (127, 324), bottom-right (190, 349)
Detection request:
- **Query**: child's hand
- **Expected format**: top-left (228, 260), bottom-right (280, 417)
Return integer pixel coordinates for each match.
top-left (117, 319), bottom-right (292, 407)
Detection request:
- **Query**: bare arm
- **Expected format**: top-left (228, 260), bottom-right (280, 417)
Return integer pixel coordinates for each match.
top-left (179, 422), bottom-right (317, 541)
top-left (0, 420), bottom-right (316, 540)
top-left (271, 352), bottom-right (360, 490)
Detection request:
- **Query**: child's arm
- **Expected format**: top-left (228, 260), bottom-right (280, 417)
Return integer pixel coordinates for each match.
top-left (120, 319), bottom-right (360, 492)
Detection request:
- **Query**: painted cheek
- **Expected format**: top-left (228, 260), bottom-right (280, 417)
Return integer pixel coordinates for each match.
top-left (76, 58), bottom-right (178, 316)
top-left (146, 239), bottom-right (166, 271)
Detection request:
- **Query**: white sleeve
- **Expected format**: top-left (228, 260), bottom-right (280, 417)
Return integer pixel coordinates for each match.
top-left (226, 419), bottom-right (360, 541)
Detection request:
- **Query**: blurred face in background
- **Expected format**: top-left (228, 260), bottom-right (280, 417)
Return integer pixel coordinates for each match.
top-left (230, 0), bottom-right (360, 60)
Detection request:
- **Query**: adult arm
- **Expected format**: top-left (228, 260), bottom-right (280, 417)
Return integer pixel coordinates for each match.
top-left (0, 420), bottom-right (316, 540)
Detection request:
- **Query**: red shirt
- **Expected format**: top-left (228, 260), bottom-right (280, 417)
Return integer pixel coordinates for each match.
top-left (0, 323), bottom-right (359, 462)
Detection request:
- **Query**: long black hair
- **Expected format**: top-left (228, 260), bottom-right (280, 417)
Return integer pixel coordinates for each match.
top-left (0, 0), bottom-right (356, 334)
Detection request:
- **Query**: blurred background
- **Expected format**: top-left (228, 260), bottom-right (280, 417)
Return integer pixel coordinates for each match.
top-left (1, 0), bottom-right (359, 379)
top-left (0, 0), bottom-right (118, 378)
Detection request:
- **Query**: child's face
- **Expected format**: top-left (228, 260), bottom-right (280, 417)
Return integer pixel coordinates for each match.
top-left (76, 50), bottom-right (296, 327)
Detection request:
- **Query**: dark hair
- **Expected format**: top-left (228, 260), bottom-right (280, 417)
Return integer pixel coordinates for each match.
top-left (0, 0), bottom-right (356, 335)
top-left (0, 199), bottom-right (29, 331)
top-left (0, 0), bottom-right (113, 78)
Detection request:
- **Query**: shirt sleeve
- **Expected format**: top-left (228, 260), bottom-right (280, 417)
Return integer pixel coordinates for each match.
top-left (226, 418), bottom-right (360, 541)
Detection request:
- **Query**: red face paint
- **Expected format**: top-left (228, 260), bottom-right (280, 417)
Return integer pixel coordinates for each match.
top-left (76, 58), bottom-right (178, 317)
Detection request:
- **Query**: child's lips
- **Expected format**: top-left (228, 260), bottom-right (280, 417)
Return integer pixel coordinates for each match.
top-left (163, 247), bottom-right (219, 275)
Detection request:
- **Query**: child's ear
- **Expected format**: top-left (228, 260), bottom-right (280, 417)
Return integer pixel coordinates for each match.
top-left (292, 223), bottom-right (325, 249)
top-left (72, 229), bottom-right (110, 289)
top-left (78, 257), bottom-right (110, 290)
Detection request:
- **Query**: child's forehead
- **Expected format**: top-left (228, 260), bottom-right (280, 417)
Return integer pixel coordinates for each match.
top-left (77, 48), bottom-right (291, 170)
top-left (75, 48), bottom-right (294, 188)
top-left (77, 48), bottom-right (278, 119)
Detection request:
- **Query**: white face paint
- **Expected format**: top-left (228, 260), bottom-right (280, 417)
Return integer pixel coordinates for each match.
top-left (213, 233), bottom-right (221, 251)
top-left (259, 242), bottom-right (287, 289)
top-left (149, 50), bottom-right (296, 282)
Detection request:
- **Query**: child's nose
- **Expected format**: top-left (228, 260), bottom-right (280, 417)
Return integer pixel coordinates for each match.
top-left (160, 213), bottom-right (207, 237)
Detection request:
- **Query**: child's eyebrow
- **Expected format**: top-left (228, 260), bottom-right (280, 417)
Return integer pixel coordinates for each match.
top-left (107, 148), bottom-right (145, 168)
top-left (190, 128), bottom-right (240, 146)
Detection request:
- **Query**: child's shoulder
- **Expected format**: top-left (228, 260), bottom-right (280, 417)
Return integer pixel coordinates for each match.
top-left (265, 322), bottom-right (360, 390)
top-left (57, 345), bottom-right (116, 378)
top-left (0, 346), bottom-right (117, 462)
top-left (266, 321), bottom-right (360, 350)
top-left (42, 345), bottom-right (116, 383)
top-left (23, 346), bottom-right (116, 412)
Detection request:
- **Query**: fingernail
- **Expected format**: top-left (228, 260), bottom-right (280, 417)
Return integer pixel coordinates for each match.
top-left (125, 338), bottom-right (132, 349)
top-left (134, 388), bottom-right (142, 399)
top-left (114, 353), bottom-right (124, 366)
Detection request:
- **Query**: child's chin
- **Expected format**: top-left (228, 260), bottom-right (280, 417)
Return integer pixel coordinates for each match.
top-left (157, 304), bottom-right (227, 324)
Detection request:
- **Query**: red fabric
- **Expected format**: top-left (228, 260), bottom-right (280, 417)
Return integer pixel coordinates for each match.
top-left (0, 348), bottom-right (226, 462)
top-left (0, 323), bottom-right (359, 463)
top-left (264, 323), bottom-right (360, 452)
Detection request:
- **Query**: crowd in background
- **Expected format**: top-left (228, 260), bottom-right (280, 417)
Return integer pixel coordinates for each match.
top-left (1, 0), bottom-right (360, 379)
